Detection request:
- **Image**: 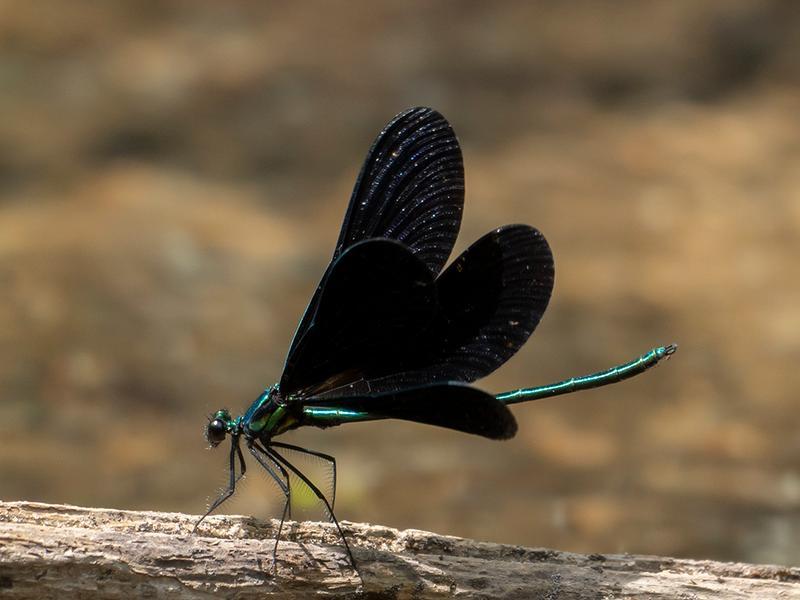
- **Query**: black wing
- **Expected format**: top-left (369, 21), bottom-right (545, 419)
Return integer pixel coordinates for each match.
top-left (282, 224), bottom-right (553, 400)
top-left (336, 106), bottom-right (464, 272)
top-left (317, 224), bottom-right (554, 395)
top-left (420, 224), bottom-right (554, 383)
top-left (285, 107), bottom-right (464, 364)
top-left (301, 383), bottom-right (517, 440)
top-left (280, 239), bottom-right (437, 396)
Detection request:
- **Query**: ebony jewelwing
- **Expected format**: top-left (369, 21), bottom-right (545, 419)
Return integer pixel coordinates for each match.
top-left (194, 107), bottom-right (676, 569)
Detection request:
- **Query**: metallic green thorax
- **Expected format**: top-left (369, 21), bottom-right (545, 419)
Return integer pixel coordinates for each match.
top-left (496, 344), bottom-right (676, 405)
top-left (237, 386), bottom-right (371, 437)
top-left (248, 404), bottom-right (286, 433)
top-left (241, 387), bottom-right (301, 438)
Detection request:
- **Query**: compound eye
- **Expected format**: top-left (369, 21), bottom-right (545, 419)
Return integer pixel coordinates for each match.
top-left (206, 419), bottom-right (227, 446)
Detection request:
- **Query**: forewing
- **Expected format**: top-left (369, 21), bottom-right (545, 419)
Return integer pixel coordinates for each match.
top-left (337, 106), bottom-right (464, 272)
top-left (302, 383), bottom-right (517, 440)
top-left (279, 239), bottom-right (437, 396)
top-left (285, 107), bottom-right (464, 361)
top-left (362, 224), bottom-right (554, 390)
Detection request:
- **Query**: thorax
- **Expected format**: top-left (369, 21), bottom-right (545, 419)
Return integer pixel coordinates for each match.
top-left (242, 385), bottom-right (301, 440)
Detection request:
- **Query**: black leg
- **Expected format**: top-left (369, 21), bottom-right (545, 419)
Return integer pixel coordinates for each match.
top-left (193, 434), bottom-right (246, 532)
top-left (267, 446), bottom-right (356, 570)
top-left (248, 441), bottom-right (291, 568)
top-left (270, 441), bottom-right (338, 511)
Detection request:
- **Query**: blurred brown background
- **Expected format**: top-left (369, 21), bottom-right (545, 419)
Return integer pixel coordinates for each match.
top-left (1, 0), bottom-right (799, 567)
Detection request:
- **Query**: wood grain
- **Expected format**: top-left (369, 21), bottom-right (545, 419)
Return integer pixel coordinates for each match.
top-left (0, 501), bottom-right (797, 599)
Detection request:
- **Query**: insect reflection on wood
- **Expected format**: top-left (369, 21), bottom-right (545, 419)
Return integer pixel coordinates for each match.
top-left (194, 107), bottom-right (677, 569)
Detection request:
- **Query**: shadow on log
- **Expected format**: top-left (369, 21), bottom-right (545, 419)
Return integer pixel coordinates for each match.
top-left (0, 501), bottom-right (798, 599)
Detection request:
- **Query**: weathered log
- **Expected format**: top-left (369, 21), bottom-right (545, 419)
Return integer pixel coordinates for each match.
top-left (0, 501), bottom-right (797, 599)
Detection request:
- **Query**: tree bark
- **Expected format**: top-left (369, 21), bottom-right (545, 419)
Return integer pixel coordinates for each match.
top-left (0, 501), bottom-right (797, 599)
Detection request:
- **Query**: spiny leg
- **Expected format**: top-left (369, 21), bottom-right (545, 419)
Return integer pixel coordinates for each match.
top-left (270, 441), bottom-right (338, 511)
top-left (194, 434), bottom-right (246, 532)
top-left (249, 441), bottom-right (291, 567)
top-left (267, 446), bottom-right (356, 570)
